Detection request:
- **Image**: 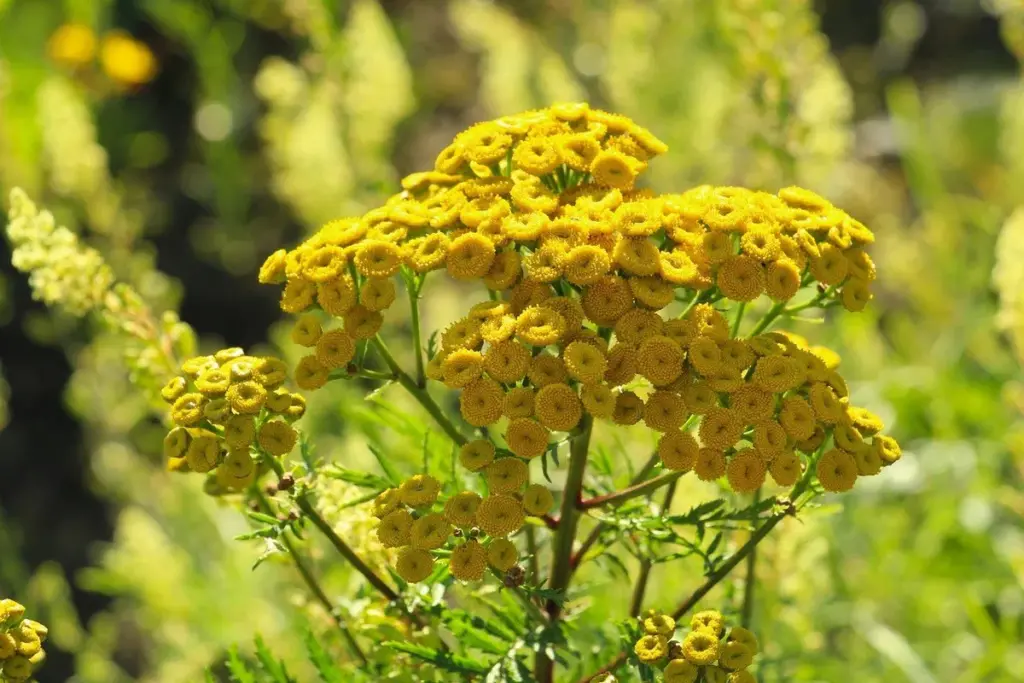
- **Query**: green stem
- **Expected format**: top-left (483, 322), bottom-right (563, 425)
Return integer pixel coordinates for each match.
top-left (578, 470), bottom-right (683, 510)
top-left (746, 301), bottom-right (786, 337)
top-left (253, 489), bottom-right (368, 665)
top-left (741, 489), bottom-right (761, 629)
top-left (628, 480), bottom-right (678, 618)
top-left (526, 524), bottom-right (541, 585)
top-left (295, 494), bottom-right (400, 603)
top-left (535, 415), bottom-right (593, 683)
top-left (405, 272), bottom-right (427, 387)
top-left (731, 301), bottom-right (747, 338)
top-left (372, 336), bottom-right (468, 446)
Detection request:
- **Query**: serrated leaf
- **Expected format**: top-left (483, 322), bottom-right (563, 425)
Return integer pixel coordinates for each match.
top-left (226, 647), bottom-right (256, 683)
top-left (247, 511), bottom-right (281, 526)
top-left (254, 634), bottom-right (295, 683)
top-left (337, 489), bottom-right (381, 510)
top-left (253, 538), bottom-right (285, 570)
top-left (303, 629), bottom-right (345, 683)
top-left (364, 379), bottom-right (396, 402)
top-left (367, 443), bottom-right (404, 486)
top-left (383, 641), bottom-right (490, 675)
top-left (324, 465), bottom-right (393, 490)
top-left (442, 612), bottom-right (510, 655)
top-left (235, 527), bottom-right (279, 541)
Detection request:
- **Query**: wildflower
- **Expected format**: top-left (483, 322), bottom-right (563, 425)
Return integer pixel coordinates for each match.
top-left (534, 383), bottom-right (583, 431)
top-left (502, 387), bottom-right (535, 418)
top-left (460, 377), bottom-right (504, 426)
top-left (581, 383), bottom-right (616, 419)
top-left (459, 440), bottom-right (496, 471)
top-left (516, 305), bottom-right (566, 346)
top-left (634, 634), bottom-right (668, 663)
top-left (354, 240), bottom-right (402, 278)
top-left (475, 494), bottom-right (525, 537)
top-left (395, 547), bottom-right (434, 583)
top-left (410, 513), bottom-right (451, 550)
top-left (450, 540), bottom-right (488, 581)
top-left (447, 233), bottom-right (496, 280)
top-left (485, 458), bottom-right (529, 494)
top-left (506, 418), bottom-right (551, 459)
top-left (726, 449), bottom-right (767, 493)
top-left (816, 448), bottom-right (858, 492)
top-left (376, 509), bottom-right (413, 548)
top-left (316, 277), bottom-right (357, 316)
top-left (612, 391), bottom-right (644, 425)
top-left (664, 659), bottom-right (699, 683)
top-left (257, 420), bottom-right (297, 456)
top-left (487, 538), bottom-right (518, 571)
top-left (47, 23), bottom-right (97, 67)
top-left (343, 304), bottom-right (383, 340)
top-left (399, 474), bottom-right (441, 508)
top-left (658, 429), bottom-right (699, 472)
top-left (372, 488), bottom-right (402, 518)
top-left (185, 434), bottom-right (220, 473)
top-left (294, 355), bottom-right (330, 391)
top-left (100, 32), bottom-right (157, 86)
top-left (226, 381), bottom-right (267, 414)
top-left (644, 612), bottom-right (676, 637)
top-left (873, 434), bottom-right (901, 465)
top-left (315, 329), bottom-right (356, 369)
top-left (681, 630), bottom-right (719, 665)
top-left (223, 415), bottom-right (255, 449)
top-left (483, 341), bottom-right (531, 384)
top-left (444, 492), bottom-right (482, 527)
top-left (637, 335), bottom-right (684, 386)
top-left (291, 314), bottom-right (323, 346)
top-left (591, 149), bottom-right (639, 190)
top-left (695, 447), bottom-right (727, 481)
top-left (522, 484), bottom-right (554, 516)
top-left (443, 349), bottom-right (485, 388)
top-left (171, 393), bottom-right (205, 426)
top-left (644, 391), bottom-right (688, 432)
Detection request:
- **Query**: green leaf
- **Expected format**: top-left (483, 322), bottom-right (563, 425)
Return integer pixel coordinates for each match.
top-left (382, 641), bottom-right (491, 675)
top-left (303, 629), bottom-right (345, 683)
top-left (441, 611), bottom-right (514, 655)
top-left (253, 538), bottom-right (285, 570)
top-left (368, 443), bottom-right (404, 486)
top-left (253, 634), bottom-right (295, 683)
top-left (226, 646), bottom-right (256, 683)
top-left (323, 464), bottom-right (392, 490)
top-left (246, 511), bottom-right (280, 526)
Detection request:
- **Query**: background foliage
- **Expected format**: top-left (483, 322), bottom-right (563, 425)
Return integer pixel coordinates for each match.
top-left (0, 0), bottom-right (1022, 681)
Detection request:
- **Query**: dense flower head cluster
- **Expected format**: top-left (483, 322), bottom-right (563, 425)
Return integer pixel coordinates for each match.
top-left (633, 608), bottom-right (759, 682)
top-left (159, 348), bottom-right (304, 492)
top-left (0, 599), bottom-right (48, 682)
top-left (258, 103), bottom-right (900, 581)
top-left (372, 461), bottom-right (553, 583)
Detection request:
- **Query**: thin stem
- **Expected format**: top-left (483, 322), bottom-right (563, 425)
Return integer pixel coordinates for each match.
top-left (295, 494), bottom-right (400, 603)
top-left (253, 489), bottom-right (367, 665)
top-left (535, 415), bottom-right (593, 683)
top-left (741, 489), bottom-right (761, 629)
top-left (372, 336), bottom-right (468, 446)
top-left (526, 524), bottom-right (541, 585)
top-left (628, 480), bottom-right (678, 618)
top-left (405, 272), bottom-right (427, 387)
top-left (571, 452), bottom-right (661, 571)
top-left (731, 301), bottom-right (747, 338)
top-left (578, 470), bottom-right (684, 510)
top-left (746, 301), bottom-right (785, 337)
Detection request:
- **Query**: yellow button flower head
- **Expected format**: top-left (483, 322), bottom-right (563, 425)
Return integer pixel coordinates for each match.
top-left (563, 245), bottom-right (611, 285)
top-left (217, 450), bottom-right (257, 490)
top-left (444, 491), bottom-right (482, 527)
top-left (186, 434), bottom-right (220, 473)
top-left (637, 336), bottom-right (684, 386)
top-left (226, 381), bottom-right (267, 414)
top-left (485, 458), bottom-right (529, 494)
top-left (316, 277), bottom-right (357, 316)
top-left (643, 612), bottom-right (676, 637)
top-left (294, 355), bottom-right (330, 391)
top-left (223, 414), bottom-right (255, 449)
top-left (459, 439), bottom-right (496, 471)
top-left (163, 427), bottom-right (190, 460)
top-left (410, 513), bottom-right (451, 550)
top-left (562, 341), bottom-right (608, 385)
top-left (371, 488), bottom-right (402, 518)
top-left (487, 538), bottom-right (518, 571)
top-left (633, 634), bottom-right (668, 664)
top-left (681, 629), bottom-right (720, 666)
top-left (643, 390), bottom-right (688, 432)
top-left (446, 233), bottom-right (496, 280)
top-left (459, 377), bottom-right (504, 426)
top-left (257, 420), bottom-right (297, 456)
top-left (354, 240), bottom-right (402, 278)
top-left (695, 447), bottom-right (727, 481)
top-left (376, 509), bottom-right (413, 548)
top-left (658, 430), bottom-right (699, 472)
top-left (475, 494), bottom-right (525, 537)
top-left (395, 547), bottom-right (434, 583)
top-left (817, 448), bottom-right (858, 492)
top-left (449, 540), bottom-right (488, 581)
top-left (399, 474), bottom-right (441, 508)
top-left (315, 329), bottom-right (356, 369)
top-left (442, 349), bottom-right (485, 388)
top-left (528, 353), bottom-right (568, 387)
top-left (581, 383), bottom-right (616, 419)
top-left (726, 449), bottom-right (767, 493)
top-left (664, 659), bottom-right (699, 683)
top-left (343, 304), bottom-right (384, 340)
top-left (290, 314), bottom-right (322, 347)
top-left (505, 418), bottom-right (550, 460)
top-left (534, 383), bottom-right (583, 432)
top-left (591, 149), bottom-right (640, 190)
top-left (516, 305), bottom-right (566, 346)
top-left (483, 341), bottom-right (531, 384)
top-left (100, 32), bottom-right (157, 86)
top-left (765, 259), bottom-right (801, 301)
top-left (612, 391), bottom-right (644, 426)
top-left (503, 386), bottom-right (536, 418)
top-left (726, 672), bottom-right (755, 683)
top-left (522, 484), bottom-right (554, 516)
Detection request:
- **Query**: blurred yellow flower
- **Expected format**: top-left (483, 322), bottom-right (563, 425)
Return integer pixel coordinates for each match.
top-left (100, 32), bottom-right (157, 86)
top-left (47, 23), bottom-right (97, 67)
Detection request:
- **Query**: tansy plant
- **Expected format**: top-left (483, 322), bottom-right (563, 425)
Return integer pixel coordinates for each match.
top-left (7, 103), bottom-right (901, 682)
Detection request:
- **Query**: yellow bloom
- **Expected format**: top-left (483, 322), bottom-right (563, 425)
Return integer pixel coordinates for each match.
top-left (516, 305), bottom-right (566, 346)
top-left (751, 355), bottom-right (804, 393)
top-left (410, 513), bottom-right (451, 550)
top-left (604, 344), bottom-right (638, 386)
top-left (727, 672), bottom-right (755, 683)
top-left (681, 630), bottom-right (719, 666)
top-left (360, 277), bottom-right (397, 312)
top-left (442, 318), bottom-right (484, 350)
top-left (612, 391), bottom-right (644, 425)
top-left (485, 458), bottom-right (529, 493)
top-left (487, 538), bottom-right (519, 572)
top-left (459, 377), bottom-right (504, 426)
top-left (315, 329), bottom-right (357, 369)
top-left (664, 659), bottom-right (699, 683)
top-left (727, 626), bottom-right (759, 654)
top-left (316, 277), bottom-right (358, 316)
top-left (217, 449), bottom-right (257, 490)
top-left (354, 240), bottom-right (402, 278)
top-left (291, 314), bottom-right (323, 347)
top-left (281, 278), bottom-right (316, 313)
top-left (185, 433), bottom-right (220, 473)
top-left (259, 249), bottom-right (288, 284)
top-left (443, 349), bottom-right (485, 388)
top-left (450, 540), bottom-right (488, 581)
top-left (376, 509), bottom-right (413, 548)
top-left (501, 386), bottom-right (535, 419)
top-left (522, 243), bottom-right (565, 283)
top-left (534, 383), bottom-right (583, 432)
top-left (841, 278), bottom-right (872, 312)
top-left (614, 309), bottom-right (663, 346)
top-left (581, 383), bottom-right (615, 419)
top-left (582, 275), bottom-right (634, 326)
top-left (444, 491), bottom-right (482, 527)
top-left (638, 335), bottom-right (685, 387)
top-left (48, 23), bottom-right (97, 67)
top-left (816, 448), bottom-right (858, 492)
top-left (295, 355), bottom-right (330, 391)
top-left (513, 137), bottom-right (561, 175)
top-left (100, 32), bottom-right (157, 86)
top-left (505, 418), bottom-right (551, 459)
top-left (343, 304), bottom-right (384, 340)
top-left (698, 408), bottom-right (743, 451)
top-left (717, 255), bottom-right (765, 302)
top-left (765, 258), bottom-right (802, 301)
top-left (447, 233), bottom-right (497, 280)
top-left (257, 420), bottom-right (297, 456)
top-left (561, 341), bottom-right (607, 385)
top-left (752, 420), bottom-right (788, 457)
top-left (633, 634), bottom-right (668, 664)
top-left (399, 474), bottom-right (441, 508)
top-left (658, 429), bottom-right (699, 472)
top-left (590, 149), bottom-right (640, 190)
top-left (726, 449), bottom-right (767, 493)
top-left (563, 245), bottom-right (611, 285)
top-left (808, 382), bottom-right (843, 424)
top-left (163, 427), bottom-right (190, 460)
top-left (644, 390), bottom-right (688, 432)
top-left (629, 276), bottom-right (676, 309)
top-left (559, 132), bottom-right (601, 171)
top-left (730, 385), bottom-right (774, 423)
top-left (683, 382), bottom-right (718, 414)
top-left (769, 450), bottom-right (802, 486)
top-left (484, 250), bottom-right (522, 290)
top-left (303, 246), bottom-right (347, 283)
top-left (873, 434), bottom-right (901, 465)
top-left (160, 376), bottom-right (187, 403)
top-left (459, 439), bottom-right (496, 471)
top-left (809, 243), bottom-right (849, 286)
top-left (644, 612), bottom-right (676, 636)
top-left (226, 381), bottom-right (267, 414)
top-left (404, 233), bottom-right (450, 273)
top-left (372, 488), bottom-right (402, 518)
top-left (522, 484), bottom-right (554, 516)
top-left (171, 392), bottom-right (205, 426)
top-left (475, 494), bottom-right (525, 537)
top-left (483, 341), bottom-right (531, 384)
top-left (613, 237), bottom-right (661, 276)
top-left (224, 415), bottom-right (255, 450)
top-left (396, 547), bottom-right (434, 583)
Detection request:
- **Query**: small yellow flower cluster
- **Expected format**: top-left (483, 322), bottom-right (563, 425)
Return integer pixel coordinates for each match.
top-left (373, 463), bottom-right (551, 583)
top-left (653, 328), bottom-right (900, 494)
top-left (0, 599), bottom-right (48, 682)
top-left (159, 348), bottom-right (303, 491)
top-left (633, 609), bottom-right (758, 683)
top-left (47, 23), bottom-right (158, 86)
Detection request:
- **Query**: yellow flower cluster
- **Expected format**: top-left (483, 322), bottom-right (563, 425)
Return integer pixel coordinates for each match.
top-left (374, 460), bottom-right (552, 583)
top-left (655, 328), bottom-right (900, 494)
top-left (0, 599), bottom-right (48, 682)
top-left (633, 608), bottom-right (758, 683)
top-left (160, 348), bottom-right (303, 491)
top-left (47, 23), bottom-right (158, 86)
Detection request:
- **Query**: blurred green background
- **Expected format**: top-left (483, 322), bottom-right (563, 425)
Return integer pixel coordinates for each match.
top-left (1, 0), bottom-right (1023, 681)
